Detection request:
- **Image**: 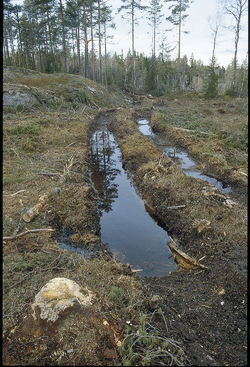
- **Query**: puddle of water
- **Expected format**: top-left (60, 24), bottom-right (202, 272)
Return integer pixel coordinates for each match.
top-left (56, 229), bottom-right (93, 257)
top-left (89, 128), bottom-right (177, 277)
top-left (137, 119), bottom-right (232, 194)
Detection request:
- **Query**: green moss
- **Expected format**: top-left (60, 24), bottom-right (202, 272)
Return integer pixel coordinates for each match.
top-left (109, 286), bottom-right (129, 307)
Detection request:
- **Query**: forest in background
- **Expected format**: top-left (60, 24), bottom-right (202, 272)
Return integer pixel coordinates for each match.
top-left (3, 0), bottom-right (248, 97)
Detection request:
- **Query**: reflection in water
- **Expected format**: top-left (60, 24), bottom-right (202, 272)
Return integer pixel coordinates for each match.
top-left (89, 127), bottom-right (177, 277)
top-left (90, 131), bottom-right (120, 212)
top-left (137, 119), bottom-right (232, 194)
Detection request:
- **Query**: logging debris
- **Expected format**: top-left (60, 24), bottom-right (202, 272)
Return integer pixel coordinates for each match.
top-left (167, 237), bottom-right (209, 270)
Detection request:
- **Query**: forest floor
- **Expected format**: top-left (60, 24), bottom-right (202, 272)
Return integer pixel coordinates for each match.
top-left (3, 69), bottom-right (248, 366)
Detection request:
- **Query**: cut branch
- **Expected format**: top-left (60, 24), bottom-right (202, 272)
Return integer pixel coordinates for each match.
top-left (22, 194), bottom-right (48, 222)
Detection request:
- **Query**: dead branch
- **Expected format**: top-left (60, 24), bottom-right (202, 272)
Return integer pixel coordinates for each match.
top-left (168, 236), bottom-right (209, 270)
top-left (66, 140), bottom-right (79, 147)
top-left (3, 228), bottom-right (55, 241)
top-left (7, 189), bottom-right (27, 197)
top-left (166, 205), bottom-right (186, 210)
top-left (131, 268), bottom-right (143, 273)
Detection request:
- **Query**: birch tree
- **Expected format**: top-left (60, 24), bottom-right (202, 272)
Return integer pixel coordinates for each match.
top-left (223, 0), bottom-right (247, 93)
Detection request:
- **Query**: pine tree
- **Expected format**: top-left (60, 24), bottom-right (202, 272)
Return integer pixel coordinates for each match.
top-left (204, 57), bottom-right (219, 98)
top-left (118, 0), bottom-right (147, 90)
top-left (165, 0), bottom-right (193, 65)
top-left (147, 0), bottom-right (163, 57)
top-left (101, 1), bottom-right (115, 86)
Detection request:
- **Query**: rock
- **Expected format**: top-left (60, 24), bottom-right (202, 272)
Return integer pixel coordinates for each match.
top-left (31, 277), bottom-right (93, 323)
top-left (3, 89), bottom-right (40, 107)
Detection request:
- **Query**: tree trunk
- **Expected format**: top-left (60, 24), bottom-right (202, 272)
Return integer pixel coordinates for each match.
top-left (98, 0), bottom-right (102, 84)
top-left (46, 11), bottom-right (55, 73)
top-left (76, 17), bottom-right (81, 74)
top-left (59, 0), bottom-right (67, 73)
top-left (83, 0), bottom-right (89, 78)
top-left (104, 22), bottom-right (107, 87)
top-left (16, 11), bottom-right (25, 67)
top-left (9, 20), bottom-right (16, 64)
top-left (132, 1), bottom-right (135, 90)
top-left (232, 21), bottom-right (240, 88)
top-left (72, 28), bottom-right (76, 71)
top-left (90, 0), bottom-right (95, 81)
top-left (153, 16), bottom-right (156, 57)
top-left (178, 0), bottom-right (182, 65)
top-left (30, 29), bottom-right (36, 70)
top-left (3, 24), bottom-right (11, 66)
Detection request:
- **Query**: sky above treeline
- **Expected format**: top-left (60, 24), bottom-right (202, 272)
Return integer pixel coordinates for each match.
top-left (12, 0), bottom-right (248, 67)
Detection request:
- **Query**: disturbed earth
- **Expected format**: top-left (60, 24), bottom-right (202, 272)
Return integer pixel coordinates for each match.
top-left (3, 69), bottom-right (247, 366)
top-left (98, 107), bottom-right (247, 366)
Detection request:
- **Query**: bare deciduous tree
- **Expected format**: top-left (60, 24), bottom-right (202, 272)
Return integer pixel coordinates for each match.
top-left (222, 0), bottom-right (247, 91)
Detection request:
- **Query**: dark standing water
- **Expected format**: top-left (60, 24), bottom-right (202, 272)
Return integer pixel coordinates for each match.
top-left (137, 119), bottom-right (232, 194)
top-left (89, 127), bottom-right (177, 277)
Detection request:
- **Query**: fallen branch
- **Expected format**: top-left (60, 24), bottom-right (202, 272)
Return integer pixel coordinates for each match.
top-left (131, 268), bottom-right (143, 273)
top-left (166, 205), bottom-right (186, 210)
top-left (66, 140), bottom-right (80, 147)
top-left (8, 189), bottom-right (27, 197)
top-left (3, 228), bottom-right (55, 241)
top-left (167, 236), bottom-right (209, 270)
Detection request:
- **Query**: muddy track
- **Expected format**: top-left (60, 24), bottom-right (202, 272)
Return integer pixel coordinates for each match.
top-left (90, 108), bottom-right (247, 366)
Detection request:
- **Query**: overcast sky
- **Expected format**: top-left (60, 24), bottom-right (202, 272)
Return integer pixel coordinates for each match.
top-left (12, 0), bottom-right (248, 67)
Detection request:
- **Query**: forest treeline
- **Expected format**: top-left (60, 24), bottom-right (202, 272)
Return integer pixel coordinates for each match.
top-left (3, 0), bottom-right (248, 97)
